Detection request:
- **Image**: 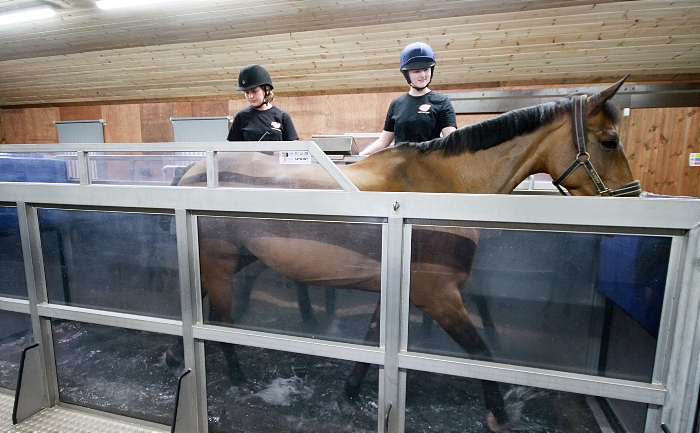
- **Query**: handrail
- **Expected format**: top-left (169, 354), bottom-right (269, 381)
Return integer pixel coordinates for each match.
top-left (0, 141), bottom-right (360, 192)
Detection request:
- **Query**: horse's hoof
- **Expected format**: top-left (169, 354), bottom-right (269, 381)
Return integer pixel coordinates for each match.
top-left (343, 381), bottom-right (362, 400)
top-left (486, 412), bottom-right (502, 433)
top-left (301, 315), bottom-right (319, 329)
top-left (230, 370), bottom-right (247, 385)
top-left (165, 344), bottom-right (184, 369)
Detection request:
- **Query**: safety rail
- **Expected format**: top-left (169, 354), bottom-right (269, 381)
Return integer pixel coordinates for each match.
top-left (0, 141), bottom-right (358, 191)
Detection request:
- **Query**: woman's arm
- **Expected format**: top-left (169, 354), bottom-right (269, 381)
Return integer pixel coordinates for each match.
top-left (441, 126), bottom-right (457, 137)
top-left (359, 130), bottom-right (395, 156)
top-left (282, 112), bottom-right (300, 140)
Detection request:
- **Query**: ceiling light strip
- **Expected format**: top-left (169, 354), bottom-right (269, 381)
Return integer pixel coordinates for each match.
top-left (0, 6), bottom-right (55, 26)
top-left (95, 0), bottom-right (179, 10)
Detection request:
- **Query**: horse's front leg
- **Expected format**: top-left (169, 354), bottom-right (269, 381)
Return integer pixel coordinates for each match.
top-left (410, 271), bottom-right (508, 432)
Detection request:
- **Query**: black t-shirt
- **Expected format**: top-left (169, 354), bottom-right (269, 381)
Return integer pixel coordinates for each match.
top-left (227, 105), bottom-right (299, 141)
top-left (383, 92), bottom-right (457, 143)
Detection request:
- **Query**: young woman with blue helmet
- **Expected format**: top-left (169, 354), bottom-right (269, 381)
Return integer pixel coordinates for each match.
top-left (360, 42), bottom-right (457, 155)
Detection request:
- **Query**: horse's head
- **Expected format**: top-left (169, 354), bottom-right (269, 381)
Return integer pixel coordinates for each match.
top-left (551, 75), bottom-right (641, 197)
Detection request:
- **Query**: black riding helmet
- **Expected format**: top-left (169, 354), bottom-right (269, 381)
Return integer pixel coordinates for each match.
top-left (399, 42), bottom-right (436, 89)
top-left (237, 64), bottom-right (274, 91)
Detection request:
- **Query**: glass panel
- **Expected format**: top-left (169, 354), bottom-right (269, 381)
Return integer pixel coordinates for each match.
top-left (408, 226), bottom-right (671, 382)
top-left (214, 151), bottom-right (343, 190)
top-left (206, 344), bottom-right (378, 433)
top-left (0, 311), bottom-right (33, 390)
top-left (52, 319), bottom-right (182, 424)
top-left (0, 153), bottom-right (71, 183)
top-left (199, 216), bottom-right (382, 344)
top-left (0, 206), bottom-right (27, 298)
top-left (404, 369), bottom-right (646, 432)
top-left (40, 209), bottom-right (181, 319)
top-left (83, 151), bottom-right (344, 189)
top-left (601, 397), bottom-right (648, 433)
top-left (87, 152), bottom-right (205, 185)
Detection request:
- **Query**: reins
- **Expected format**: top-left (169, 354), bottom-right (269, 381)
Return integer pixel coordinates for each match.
top-left (552, 95), bottom-right (641, 197)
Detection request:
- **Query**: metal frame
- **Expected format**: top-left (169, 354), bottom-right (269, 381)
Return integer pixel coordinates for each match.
top-left (1, 143), bottom-right (699, 433)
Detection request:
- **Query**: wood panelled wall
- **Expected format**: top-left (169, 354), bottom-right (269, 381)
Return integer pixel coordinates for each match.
top-left (1, 94), bottom-right (699, 197)
top-left (620, 107), bottom-right (700, 197)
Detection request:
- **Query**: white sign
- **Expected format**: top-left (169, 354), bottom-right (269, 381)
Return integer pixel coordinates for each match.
top-left (690, 153), bottom-right (700, 167)
top-left (279, 151), bottom-right (311, 164)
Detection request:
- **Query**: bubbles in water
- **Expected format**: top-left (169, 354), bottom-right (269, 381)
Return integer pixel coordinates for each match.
top-left (254, 376), bottom-right (313, 406)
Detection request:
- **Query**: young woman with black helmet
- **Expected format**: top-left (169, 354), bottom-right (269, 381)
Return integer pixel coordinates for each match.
top-left (227, 64), bottom-right (299, 142)
top-left (225, 64), bottom-right (311, 324)
top-left (360, 42), bottom-right (457, 155)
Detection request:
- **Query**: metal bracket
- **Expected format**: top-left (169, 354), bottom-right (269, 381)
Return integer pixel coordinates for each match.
top-left (171, 368), bottom-right (196, 433)
top-left (13, 343), bottom-right (44, 424)
top-left (384, 401), bottom-right (393, 432)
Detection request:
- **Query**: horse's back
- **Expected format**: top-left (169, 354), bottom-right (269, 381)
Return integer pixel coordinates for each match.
top-left (179, 152), bottom-right (344, 190)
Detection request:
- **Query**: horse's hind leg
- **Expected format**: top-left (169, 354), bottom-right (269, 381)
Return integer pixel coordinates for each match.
top-left (200, 238), bottom-right (249, 382)
top-left (230, 256), bottom-right (262, 322)
top-left (296, 282), bottom-right (318, 327)
top-left (230, 257), bottom-right (318, 326)
top-left (344, 301), bottom-right (381, 397)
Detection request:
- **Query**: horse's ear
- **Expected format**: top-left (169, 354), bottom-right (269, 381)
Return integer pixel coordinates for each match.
top-left (586, 74), bottom-right (630, 112)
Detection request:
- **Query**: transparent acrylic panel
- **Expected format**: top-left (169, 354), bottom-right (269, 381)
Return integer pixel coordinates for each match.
top-left (206, 343), bottom-right (378, 433)
top-left (603, 397), bottom-right (649, 433)
top-left (404, 369), bottom-right (648, 432)
top-left (199, 216), bottom-right (382, 344)
top-left (0, 310), bottom-right (33, 390)
top-left (52, 319), bottom-right (182, 424)
top-left (86, 151), bottom-right (206, 185)
top-left (0, 153), bottom-right (72, 183)
top-left (212, 151), bottom-right (343, 190)
top-left (408, 226), bottom-right (671, 382)
top-left (0, 206), bottom-right (28, 298)
top-left (84, 150), bottom-right (345, 189)
top-left (40, 209), bottom-right (181, 319)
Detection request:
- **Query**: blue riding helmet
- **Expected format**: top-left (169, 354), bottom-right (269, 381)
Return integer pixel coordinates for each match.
top-left (399, 42), bottom-right (436, 89)
top-left (400, 42), bottom-right (436, 71)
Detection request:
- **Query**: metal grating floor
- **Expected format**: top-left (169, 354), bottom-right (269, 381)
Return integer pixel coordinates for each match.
top-left (0, 393), bottom-right (167, 433)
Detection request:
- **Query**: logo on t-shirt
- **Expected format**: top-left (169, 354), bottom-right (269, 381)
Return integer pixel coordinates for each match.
top-left (271, 121), bottom-right (282, 131)
top-left (418, 103), bottom-right (432, 114)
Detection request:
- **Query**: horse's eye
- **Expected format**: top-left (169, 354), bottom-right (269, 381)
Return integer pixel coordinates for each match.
top-left (600, 139), bottom-right (618, 149)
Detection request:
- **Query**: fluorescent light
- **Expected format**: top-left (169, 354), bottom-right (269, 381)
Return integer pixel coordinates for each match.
top-left (96, 0), bottom-right (179, 9)
top-left (0, 6), bottom-right (55, 26)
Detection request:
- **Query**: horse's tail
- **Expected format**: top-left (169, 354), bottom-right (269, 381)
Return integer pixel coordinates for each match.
top-left (159, 163), bottom-right (196, 232)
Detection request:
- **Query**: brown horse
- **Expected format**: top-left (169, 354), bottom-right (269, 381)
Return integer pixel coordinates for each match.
top-left (178, 76), bottom-right (640, 431)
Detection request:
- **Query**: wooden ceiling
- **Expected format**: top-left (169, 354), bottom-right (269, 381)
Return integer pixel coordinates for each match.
top-left (0, 0), bottom-right (698, 107)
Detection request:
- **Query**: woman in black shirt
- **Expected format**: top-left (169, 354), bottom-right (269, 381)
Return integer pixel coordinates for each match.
top-left (227, 64), bottom-right (299, 142)
top-left (360, 42), bottom-right (457, 155)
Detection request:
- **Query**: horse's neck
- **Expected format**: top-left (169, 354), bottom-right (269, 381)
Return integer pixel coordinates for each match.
top-left (458, 136), bottom-right (549, 194)
top-left (344, 128), bottom-right (559, 194)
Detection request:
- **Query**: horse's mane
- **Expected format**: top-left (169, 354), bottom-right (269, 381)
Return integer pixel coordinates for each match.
top-left (400, 98), bottom-right (619, 156)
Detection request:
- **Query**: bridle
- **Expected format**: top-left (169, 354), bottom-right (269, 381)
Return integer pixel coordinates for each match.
top-left (552, 95), bottom-right (642, 197)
